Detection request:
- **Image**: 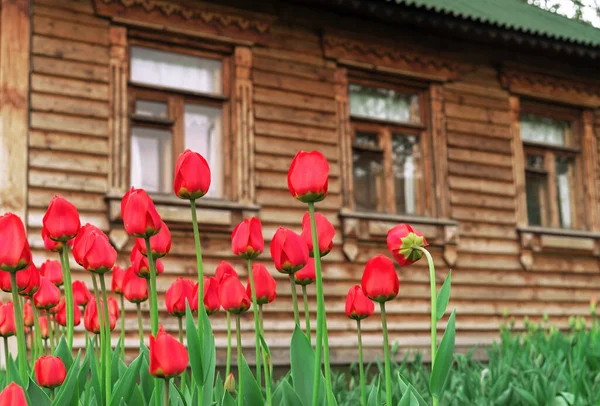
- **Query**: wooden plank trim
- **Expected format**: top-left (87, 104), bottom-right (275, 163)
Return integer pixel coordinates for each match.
top-left (510, 96), bottom-right (528, 227)
top-left (583, 111), bottom-right (600, 231)
top-left (234, 46), bottom-right (254, 203)
top-left (431, 84), bottom-right (450, 218)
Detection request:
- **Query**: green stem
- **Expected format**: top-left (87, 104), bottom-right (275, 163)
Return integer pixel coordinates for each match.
top-left (259, 304), bottom-right (272, 406)
top-left (144, 237), bottom-right (159, 336)
top-left (308, 202), bottom-right (334, 406)
top-left (60, 246), bottom-right (75, 350)
top-left (302, 285), bottom-right (311, 342)
top-left (289, 277), bottom-right (300, 327)
top-left (226, 312), bottom-right (232, 378)
top-left (164, 379), bottom-right (170, 406)
top-left (236, 314), bottom-right (243, 406)
top-left (155, 378), bottom-right (161, 406)
top-left (415, 247), bottom-right (437, 367)
top-left (357, 320), bottom-right (366, 406)
top-left (10, 272), bottom-right (28, 382)
top-left (99, 274), bottom-right (112, 403)
top-left (136, 303), bottom-right (144, 346)
top-left (246, 258), bottom-right (262, 388)
top-left (91, 275), bottom-right (106, 405)
top-left (32, 303), bottom-right (43, 360)
top-left (49, 314), bottom-right (55, 354)
top-left (190, 199), bottom-right (205, 406)
top-left (44, 339), bottom-right (48, 355)
top-left (3, 337), bottom-right (9, 369)
top-left (178, 316), bottom-right (186, 392)
top-left (119, 294), bottom-right (125, 360)
top-left (380, 302), bottom-right (392, 406)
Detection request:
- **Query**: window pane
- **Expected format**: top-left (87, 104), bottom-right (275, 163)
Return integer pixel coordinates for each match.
top-left (520, 114), bottom-right (569, 146)
top-left (349, 84), bottom-right (420, 124)
top-left (556, 156), bottom-right (574, 228)
top-left (392, 134), bottom-right (420, 215)
top-left (525, 154), bottom-right (548, 226)
top-left (184, 104), bottom-right (223, 198)
top-left (353, 132), bottom-right (384, 212)
top-left (354, 132), bottom-right (379, 149)
top-left (131, 47), bottom-right (222, 94)
top-left (130, 127), bottom-right (172, 193)
top-left (135, 100), bottom-right (168, 119)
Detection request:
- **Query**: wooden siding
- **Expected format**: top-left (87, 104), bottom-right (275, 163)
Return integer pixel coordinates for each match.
top-left (19, 0), bottom-right (600, 365)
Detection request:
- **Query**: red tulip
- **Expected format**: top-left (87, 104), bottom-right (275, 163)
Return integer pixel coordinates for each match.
top-left (35, 356), bottom-right (67, 389)
top-left (0, 267), bottom-right (33, 293)
top-left (19, 263), bottom-right (41, 297)
top-left (301, 212), bottom-right (335, 257)
top-left (135, 220), bottom-right (171, 258)
top-left (345, 285), bottom-right (375, 320)
top-left (173, 149), bottom-right (211, 199)
top-left (270, 227), bottom-right (309, 274)
top-left (287, 150), bottom-right (329, 203)
top-left (23, 300), bottom-right (34, 327)
top-left (84, 297), bottom-right (117, 334)
top-left (111, 265), bottom-right (128, 294)
top-left (123, 269), bottom-right (148, 304)
top-left (55, 297), bottom-right (81, 326)
top-left (42, 196), bottom-right (80, 242)
top-left (294, 257), bottom-right (316, 286)
top-left (109, 296), bottom-right (120, 320)
top-left (198, 276), bottom-right (220, 315)
top-left (231, 218), bottom-right (264, 259)
top-left (166, 277), bottom-right (196, 317)
top-left (72, 224), bottom-right (117, 274)
top-left (149, 325), bottom-right (189, 379)
top-left (361, 255), bottom-right (399, 303)
top-left (0, 383), bottom-right (27, 406)
top-left (42, 226), bottom-right (73, 252)
top-left (246, 264), bottom-right (276, 305)
top-left (33, 276), bottom-right (61, 310)
top-left (0, 213), bottom-right (31, 273)
top-left (215, 261), bottom-right (238, 283)
top-left (121, 187), bottom-right (162, 238)
top-left (72, 280), bottom-right (92, 307)
top-left (0, 302), bottom-right (15, 337)
top-left (387, 224), bottom-right (428, 267)
top-left (40, 259), bottom-right (63, 287)
top-left (131, 246), bottom-right (164, 279)
top-left (218, 274), bottom-right (250, 314)
top-left (39, 315), bottom-right (49, 339)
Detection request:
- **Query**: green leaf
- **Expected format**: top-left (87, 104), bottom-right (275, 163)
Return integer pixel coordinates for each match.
top-left (240, 354), bottom-right (264, 406)
top-left (290, 325), bottom-right (325, 406)
top-left (54, 337), bottom-right (73, 371)
top-left (109, 353), bottom-right (142, 406)
top-left (436, 270), bottom-right (452, 322)
top-left (110, 338), bottom-right (121, 387)
top-left (169, 380), bottom-right (187, 406)
top-left (140, 350), bottom-right (154, 405)
top-left (89, 344), bottom-right (104, 406)
top-left (398, 386), bottom-right (420, 406)
top-left (514, 387), bottom-right (538, 406)
top-left (221, 391), bottom-right (236, 406)
top-left (201, 308), bottom-right (216, 406)
top-left (185, 304), bottom-right (204, 387)
top-left (129, 387), bottom-right (144, 406)
top-left (280, 379), bottom-right (304, 406)
top-left (27, 378), bottom-right (51, 406)
top-left (366, 377), bottom-right (381, 406)
top-left (52, 353), bottom-right (81, 406)
top-left (397, 373), bottom-right (427, 406)
top-left (429, 309), bottom-right (456, 397)
top-left (214, 372), bottom-right (224, 404)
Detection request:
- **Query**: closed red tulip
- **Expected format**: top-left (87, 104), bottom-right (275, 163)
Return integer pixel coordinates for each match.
top-left (361, 255), bottom-right (399, 303)
top-left (123, 269), bottom-right (148, 304)
top-left (387, 224), bottom-right (428, 267)
top-left (42, 196), bottom-right (81, 242)
top-left (19, 263), bottom-right (41, 297)
top-left (0, 302), bottom-right (15, 337)
top-left (40, 259), bottom-right (63, 287)
top-left (215, 261), bottom-right (238, 283)
top-left (197, 276), bottom-right (219, 315)
top-left (23, 300), bottom-right (34, 327)
top-left (55, 297), bottom-right (81, 326)
top-left (246, 264), bottom-right (276, 305)
top-left (287, 150), bottom-right (329, 203)
top-left (42, 226), bottom-right (72, 253)
top-left (72, 280), bottom-right (92, 307)
top-left (166, 277), bottom-right (195, 317)
top-left (149, 325), bottom-right (189, 379)
top-left (345, 285), bottom-right (375, 320)
top-left (387, 224), bottom-right (429, 267)
top-left (35, 356), bottom-right (67, 389)
top-left (84, 297), bottom-right (117, 334)
top-left (0, 383), bottom-right (27, 406)
top-left (0, 213), bottom-right (31, 273)
top-left (173, 149), bottom-right (211, 199)
top-left (131, 246), bottom-right (164, 279)
top-left (231, 218), bottom-right (264, 259)
top-left (111, 265), bottom-right (128, 294)
top-left (219, 274), bottom-right (250, 314)
top-left (109, 296), bottom-right (120, 320)
top-left (33, 276), bottom-right (61, 310)
top-left (301, 212), bottom-right (335, 257)
top-left (72, 224), bottom-right (117, 274)
top-left (39, 315), bottom-right (49, 339)
top-left (135, 220), bottom-right (171, 258)
top-left (294, 257), bottom-right (316, 286)
top-left (270, 227), bottom-right (309, 274)
top-left (121, 187), bottom-right (162, 238)
top-left (0, 267), bottom-right (33, 293)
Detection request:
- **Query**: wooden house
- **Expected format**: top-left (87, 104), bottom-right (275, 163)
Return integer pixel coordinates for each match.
top-left (1, 0), bottom-right (600, 365)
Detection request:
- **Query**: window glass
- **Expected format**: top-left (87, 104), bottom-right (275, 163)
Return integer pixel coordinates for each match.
top-left (555, 156), bottom-right (574, 228)
top-left (392, 134), bottom-right (420, 215)
top-left (349, 84), bottom-right (420, 124)
top-left (525, 154), bottom-right (548, 226)
top-left (520, 114), bottom-right (569, 146)
top-left (130, 127), bottom-right (173, 193)
top-left (353, 132), bottom-right (384, 212)
top-left (135, 100), bottom-right (168, 119)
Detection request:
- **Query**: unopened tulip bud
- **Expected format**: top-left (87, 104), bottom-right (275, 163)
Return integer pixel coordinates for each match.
top-left (386, 224), bottom-right (428, 267)
top-left (224, 372), bottom-right (236, 393)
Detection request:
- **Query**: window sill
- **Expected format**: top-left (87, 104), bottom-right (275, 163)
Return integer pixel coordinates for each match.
top-left (338, 208), bottom-right (459, 266)
top-left (517, 226), bottom-right (600, 270)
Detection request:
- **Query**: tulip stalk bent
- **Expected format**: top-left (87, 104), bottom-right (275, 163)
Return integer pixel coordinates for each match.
top-left (380, 302), bottom-right (392, 406)
top-left (10, 273), bottom-right (27, 382)
top-left (357, 319), bottom-right (366, 406)
top-left (246, 258), bottom-right (262, 388)
top-left (60, 246), bottom-right (75, 350)
top-left (302, 285), bottom-right (311, 341)
top-left (236, 314), bottom-right (243, 406)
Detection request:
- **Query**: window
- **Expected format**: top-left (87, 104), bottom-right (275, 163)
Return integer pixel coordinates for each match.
top-left (128, 46), bottom-right (229, 198)
top-left (520, 103), bottom-right (582, 229)
top-left (349, 82), bottom-right (426, 215)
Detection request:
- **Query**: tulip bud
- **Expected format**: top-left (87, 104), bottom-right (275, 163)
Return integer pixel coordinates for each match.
top-left (150, 325), bottom-right (189, 379)
top-left (42, 196), bottom-right (81, 242)
top-left (231, 218), bottom-right (264, 259)
top-left (246, 264), bottom-right (276, 305)
top-left (0, 213), bottom-right (31, 273)
top-left (39, 315), bottom-right (49, 339)
top-left (166, 277), bottom-right (196, 317)
top-left (0, 383), bottom-right (27, 406)
top-left (270, 227), bottom-right (309, 274)
top-left (84, 297), bottom-right (117, 334)
top-left (215, 261), bottom-right (238, 283)
top-left (0, 267), bottom-right (32, 294)
top-left (173, 149), bottom-right (211, 200)
top-left (219, 274), bottom-right (251, 314)
top-left (72, 280), bottom-right (92, 307)
top-left (361, 255), bottom-right (399, 303)
top-left (33, 277), bottom-right (61, 310)
top-left (23, 300), bottom-right (34, 327)
top-left (35, 356), bottom-right (67, 389)
top-left (386, 224), bottom-right (428, 267)
top-left (123, 269), bottom-right (148, 304)
top-left (199, 276), bottom-right (220, 315)
top-left (135, 220), bottom-right (171, 258)
top-left (72, 224), bottom-right (117, 274)
top-left (111, 265), bottom-right (127, 294)
top-left (294, 258), bottom-right (316, 286)
top-left (121, 187), bottom-right (162, 237)
top-left (19, 263), bottom-right (41, 297)
top-left (345, 285), bottom-right (375, 320)
top-left (131, 246), bottom-right (164, 279)
top-left (301, 212), bottom-right (335, 257)
top-left (108, 296), bottom-right (120, 320)
top-left (40, 259), bottom-right (63, 287)
top-left (224, 372), bottom-right (236, 393)
top-left (42, 226), bottom-right (72, 253)
top-left (0, 302), bottom-right (16, 337)
top-left (287, 150), bottom-right (329, 203)
top-left (55, 298), bottom-right (82, 326)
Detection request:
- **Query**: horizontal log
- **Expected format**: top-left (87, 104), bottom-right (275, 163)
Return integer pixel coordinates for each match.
top-left (29, 130), bottom-right (109, 155)
top-left (448, 147), bottom-right (513, 167)
top-left (255, 103), bottom-right (337, 129)
top-left (33, 15), bottom-right (109, 45)
top-left (447, 132), bottom-right (512, 154)
top-left (254, 87), bottom-right (336, 113)
top-left (459, 222), bottom-right (518, 240)
top-left (255, 152), bottom-right (341, 176)
top-left (444, 82), bottom-right (509, 100)
top-left (29, 149), bottom-right (108, 174)
top-left (254, 135), bottom-right (339, 161)
top-left (445, 90), bottom-right (510, 110)
top-left (31, 112), bottom-right (107, 137)
top-left (458, 237), bottom-right (520, 255)
top-left (452, 206), bottom-right (517, 225)
top-left (254, 120), bottom-right (338, 144)
top-left (29, 169), bottom-right (108, 193)
top-left (32, 55), bottom-right (108, 82)
top-left (27, 188), bottom-right (107, 211)
top-left (448, 161), bottom-right (513, 182)
top-left (31, 92), bottom-right (109, 118)
top-left (252, 46), bottom-right (326, 67)
top-left (34, 0), bottom-right (95, 14)
top-left (253, 70), bottom-right (335, 98)
top-left (31, 73), bottom-right (108, 100)
top-left (32, 35), bottom-right (108, 64)
top-left (33, 4), bottom-right (109, 28)
top-left (445, 102), bottom-right (511, 125)
top-left (446, 118), bottom-right (511, 139)
top-left (255, 170), bottom-right (341, 194)
top-left (253, 55), bottom-right (335, 81)
top-left (449, 176), bottom-right (515, 196)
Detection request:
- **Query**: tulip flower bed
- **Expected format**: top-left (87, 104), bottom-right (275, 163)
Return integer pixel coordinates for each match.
top-left (0, 150), bottom-right (456, 405)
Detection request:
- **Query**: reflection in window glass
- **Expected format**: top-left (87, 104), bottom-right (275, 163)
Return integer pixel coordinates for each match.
top-left (349, 84), bottom-right (420, 124)
top-left (525, 154), bottom-right (548, 226)
top-left (130, 127), bottom-right (173, 193)
top-left (520, 114), bottom-right (569, 146)
top-left (135, 100), bottom-right (168, 119)
top-left (353, 132), bottom-right (384, 212)
top-left (555, 156), bottom-right (574, 228)
top-left (392, 134), bottom-right (420, 215)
